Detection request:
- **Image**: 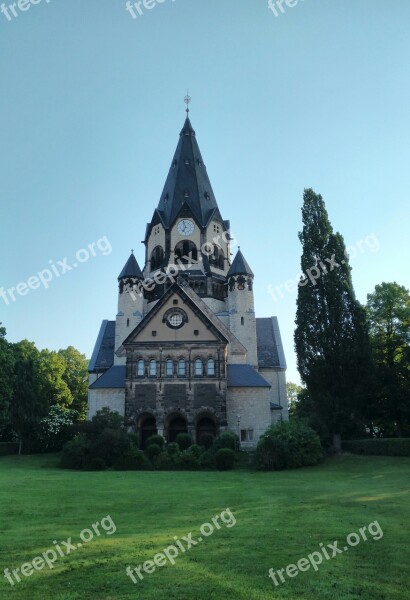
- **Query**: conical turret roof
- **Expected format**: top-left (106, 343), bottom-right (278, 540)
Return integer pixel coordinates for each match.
top-left (118, 253), bottom-right (143, 281)
top-left (227, 249), bottom-right (254, 277)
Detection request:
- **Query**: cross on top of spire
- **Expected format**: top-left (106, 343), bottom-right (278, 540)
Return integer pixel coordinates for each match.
top-left (184, 92), bottom-right (191, 115)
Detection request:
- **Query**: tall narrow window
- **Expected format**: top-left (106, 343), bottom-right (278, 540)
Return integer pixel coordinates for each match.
top-left (241, 317), bottom-right (244, 326)
top-left (137, 360), bottom-right (144, 377)
top-left (195, 359), bottom-right (203, 377)
top-left (207, 358), bottom-right (215, 376)
top-left (178, 359), bottom-right (186, 377)
top-left (149, 360), bottom-right (157, 377)
top-left (166, 359), bottom-right (173, 377)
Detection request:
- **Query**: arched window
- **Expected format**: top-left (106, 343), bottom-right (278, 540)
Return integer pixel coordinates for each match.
top-left (175, 240), bottom-right (198, 264)
top-left (149, 360), bottom-right (157, 377)
top-left (166, 359), bottom-right (173, 377)
top-left (150, 246), bottom-right (164, 271)
top-left (137, 360), bottom-right (145, 377)
top-left (178, 359), bottom-right (186, 377)
top-left (195, 359), bottom-right (203, 377)
top-left (207, 358), bottom-right (215, 377)
top-left (210, 246), bottom-right (224, 269)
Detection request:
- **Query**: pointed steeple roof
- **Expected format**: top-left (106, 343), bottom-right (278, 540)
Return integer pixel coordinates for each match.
top-left (155, 116), bottom-right (221, 229)
top-left (227, 249), bottom-right (254, 277)
top-left (118, 253), bottom-right (143, 281)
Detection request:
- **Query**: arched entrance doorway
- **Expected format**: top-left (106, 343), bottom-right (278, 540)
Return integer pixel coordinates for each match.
top-left (196, 416), bottom-right (218, 446)
top-left (167, 415), bottom-right (188, 443)
top-left (138, 414), bottom-right (158, 449)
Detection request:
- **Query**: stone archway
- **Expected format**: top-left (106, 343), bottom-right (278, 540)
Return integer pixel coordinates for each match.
top-left (196, 415), bottom-right (218, 446)
top-left (137, 414), bottom-right (158, 449)
top-left (166, 414), bottom-right (188, 443)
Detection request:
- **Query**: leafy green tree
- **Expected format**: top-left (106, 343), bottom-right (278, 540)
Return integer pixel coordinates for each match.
top-left (58, 347), bottom-right (88, 420)
top-left (10, 340), bottom-right (45, 454)
top-left (36, 349), bottom-right (73, 409)
top-left (286, 382), bottom-right (303, 419)
top-left (366, 282), bottom-right (410, 437)
top-left (294, 189), bottom-right (371, 451)
top-left (0, 325), bottom-right (14, 438)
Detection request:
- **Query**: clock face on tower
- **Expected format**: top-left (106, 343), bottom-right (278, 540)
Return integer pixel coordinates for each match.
top-left (177, 219), bottom-right (195, 236)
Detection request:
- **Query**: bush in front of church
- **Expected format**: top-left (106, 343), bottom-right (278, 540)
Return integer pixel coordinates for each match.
top-left (114, 448), bottom-right (151, 471)
top-left (198, 433), bottom-right (214, 450)
top-left (166, 442), bottom-right (180, 457)
top-left (60, 408), bottom-right (146, 470)
top-left (60, 434), bottom-right (91, 469)
top-left (212, 432), bottom-right (240, 453)
top-left (176, 433), bottom-right (193, 451)
top-left (146, 434), bottom-right (165, 450)
top-left (255, 420), bottom-right (323, 471)
top-left (145, 443), bottom-right (162, 461)
top-left (215, 448), bottom-right (235, 471)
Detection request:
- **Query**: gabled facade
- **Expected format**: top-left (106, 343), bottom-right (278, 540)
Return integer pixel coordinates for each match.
top-left (88, 113), bottom-right (288, 448)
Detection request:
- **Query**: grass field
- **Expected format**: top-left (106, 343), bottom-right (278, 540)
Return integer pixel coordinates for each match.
top-left (0, 454), bottom-right (409, 600)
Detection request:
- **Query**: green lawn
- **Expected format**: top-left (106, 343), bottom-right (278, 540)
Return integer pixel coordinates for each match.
top-left (0, 454), bottom-right (409, 600)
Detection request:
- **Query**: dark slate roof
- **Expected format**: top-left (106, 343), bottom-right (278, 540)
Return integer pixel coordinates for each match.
top-left (118, 253), bottom-right (143, 280)
top-left (89, 365), bottom-right (126, 389)
top-left (154, 117), bottom-right (222, 230)
top-left (270, 402), bottom-right (283, 410)
top-left (227, 364), bottom-right (271, 388)
top-left (88, 320), bottom-right (115, 373)
top-left (227, 249), bottom-right (254, 277)
top-left (256, 317), bottom-right (287, 369)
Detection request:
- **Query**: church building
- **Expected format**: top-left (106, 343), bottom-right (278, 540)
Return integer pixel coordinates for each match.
top-left (87, 111), bottom-right (288, 448)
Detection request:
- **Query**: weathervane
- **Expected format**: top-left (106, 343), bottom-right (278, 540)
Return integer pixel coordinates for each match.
top-left (184, 92), bottom-right (191, 115)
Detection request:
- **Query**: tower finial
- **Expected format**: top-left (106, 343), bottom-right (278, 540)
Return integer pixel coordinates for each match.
top-left (131, 249), bottom-right (134, 254)
top-left (184, 91), bottom-right (191, 115)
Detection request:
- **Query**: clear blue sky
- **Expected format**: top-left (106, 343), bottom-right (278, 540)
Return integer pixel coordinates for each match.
top-left (1, 0), bottom-right (409, 384)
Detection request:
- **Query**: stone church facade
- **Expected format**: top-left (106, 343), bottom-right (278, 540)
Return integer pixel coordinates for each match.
top-left (87, 114), bottom-right (287, 449)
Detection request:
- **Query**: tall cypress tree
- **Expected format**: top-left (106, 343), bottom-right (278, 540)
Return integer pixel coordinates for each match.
top-left (294, 189), bottom-right (370, 450)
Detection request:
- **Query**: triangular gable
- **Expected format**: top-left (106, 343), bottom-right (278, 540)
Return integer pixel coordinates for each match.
top-left (117, 282), bottom-right (231, 353)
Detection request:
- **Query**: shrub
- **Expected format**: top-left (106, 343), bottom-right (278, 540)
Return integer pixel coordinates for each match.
top-left (154, 453), bottom-right (174, 471)
top-left (255, 421), bottom-right (323, 471)
top-left (60, 434), bottom-right (90, 469)
top-left (212, 432), bottom-right (239, 453)
top-left (146, 434), bottom-right (165, 450)
top-left (146, 443), bottom-right (161, 460)
top-left (166, 442), bottom-right (180, 457)
top-left (115, 448), bottom-right (151, 471)
top-left (176, 433), bottom-right (193, 451)
top-left (39, 406), bottom-right (78, 452)
top-left (198, 433), bottom-right (214, 450)
top-left (82, 408), bottom-right (123, 441)
top-left (215, 448), bottom-right (235, 471)
top-left (199, 450), bottom-right (215, 469)
top-left (86, 457), bottom-right (106, 471)
top-left (174, 451), bottom-right (199, 470)
top-left (342, 439), bottom-right (410, 457)
top-left (187, 444), bottom-right (203, 459)
top-left (90, 428), bottom-right (132, 467)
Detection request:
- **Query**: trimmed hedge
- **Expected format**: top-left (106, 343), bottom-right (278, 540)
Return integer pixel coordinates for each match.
top-left (343, 438), bottom-right (410, 457)
top-left (255, 420), bottom-right (323, 470)
top-left (0, 442), bottom-right (19, 456)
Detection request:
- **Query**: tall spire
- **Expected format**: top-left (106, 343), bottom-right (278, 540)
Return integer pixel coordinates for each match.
top-left (154, 112), bottom-right (222, 230)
